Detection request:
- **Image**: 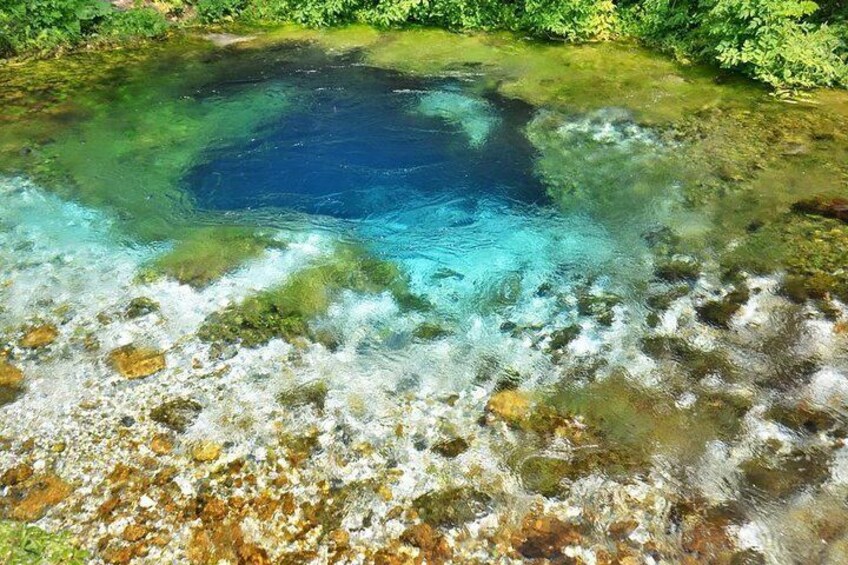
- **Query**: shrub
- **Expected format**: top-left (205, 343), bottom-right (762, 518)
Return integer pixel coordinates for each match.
top-left (0, 0), bottom-right (111, 54)
top-left (100, 7), bottom-right (170, 40)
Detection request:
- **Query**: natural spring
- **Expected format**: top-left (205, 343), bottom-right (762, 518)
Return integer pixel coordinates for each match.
top-left (1, 25), bottom-right (848, 564)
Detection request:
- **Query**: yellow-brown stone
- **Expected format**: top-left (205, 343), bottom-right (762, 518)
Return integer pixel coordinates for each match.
top-left (0, 360), bottom-right (24, 388)
top-left (192, 441), bottom-right (222, 462)
top-left (486, 390), bottom-right (531, 425)
top-left (150, 433), bottom-right (174, 455)
top-left (20, 324), bottom-right (59, 349)
top-left (10, 473), bottom-right (73, 522)
top-left (108, 345), bottom-right (166, 379)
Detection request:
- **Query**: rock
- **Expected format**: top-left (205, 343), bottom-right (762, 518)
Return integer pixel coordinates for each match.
top-left (401, 523), bottom-right (452, 562)
top-left (412, 322), bottom-right (451, 340)
top-left (655, 260), bottom-right (700, 283)
top-left (150, 398), bottom-right (202, 433)
top-left (108, 345), bottom-right (166, 379)
top-left (486, 390), bottom-right (531, 426)
top-left (10, 473), bottom-right (72, 521)
top-left (792, 196), bottom-right (848, 223)
top-left (511, 514), bottom-right (582, 560)
top-left (122, 524), bottom-right (149, 542)
top-left (696, 285), bottom-right (750, 329)
top-left (0, 359), bottom-right (24, 388)
top-left (20, 324), bottom-right (58, 349)
top-left (1, 463), bottom-right (33, 486)
top-left (412, 488), bottom-right (491, 527)
top-left (125, 297), bottom-right (160, 319)
top-left (150, 434), bottom-right (175, 455)
top-left (432, 437), bottom-right (470, 458)
top-left (277, 381), bottom-right (328, 411)
top-left (547, 325), bottom-right (580, 353)
top-left (192, 441), bottom-right (222, 462)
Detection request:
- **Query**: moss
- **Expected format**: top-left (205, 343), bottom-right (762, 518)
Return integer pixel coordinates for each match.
top-left (199, 244), bottom-right (423, 347)
top-left (577, 291), bottom-right (621, 326)
top-left (696, 285), bottom-right (750, 329)
top-left (125, 297), bottom-right (160, 319)
top-left (640, 336), bottom-right (736, 380)
top-left (646, 284), bottom-right (690, 311)
top-left (276, 381), bottom-right (328, 411)
top-left (144, 227), bottom-right (282, 287)
top-left (0, 520), bottom-right (87, 564)
top-left (655, 260), bottom-right (701, 283)
top-left (412, 322), bottom-right (451, 341)
top-left (546, 325), bottom-right (580, 353)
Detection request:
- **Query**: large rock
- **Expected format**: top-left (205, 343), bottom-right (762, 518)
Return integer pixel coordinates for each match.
top-left (793, 196), bottom-right (848, 223)
top-left (0, 359), bottom-right (24, 388)
top-left (511, 514), bottom-right (583, 560)
top-left (485, 390), bottom-right (531, 426)
top-left (9, 473), bottom-right (72, 522)
top-left (108, 345), bottom-right (166, 379)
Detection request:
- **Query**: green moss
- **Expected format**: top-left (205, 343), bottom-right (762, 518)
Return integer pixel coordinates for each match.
top-left (640, 335), bottom-right (736, 381)
top-left (199, 244), bottom-right (423, 347)
top-left (696, 285), bottom-right (750, 329)
top-left (277, 381), bottom-right (328, 411)
top-left (547, 325), bottom-right (580, 353)
top-left (412, 322), bottom-right (451, 340)
top-left (655, 259), bottom-right (701, 283)
top-left (0, 521), bottom-right (87, 564)
top-left (144, 227), bottom-right (282, 287)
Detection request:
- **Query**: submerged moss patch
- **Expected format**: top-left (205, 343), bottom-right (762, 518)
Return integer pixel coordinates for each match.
top-left (199, 244), bottom-right (423, 347)
top-left (144, 227), bottom-right (282, 287)
top-left (0, 521), bottom-right (87, 564)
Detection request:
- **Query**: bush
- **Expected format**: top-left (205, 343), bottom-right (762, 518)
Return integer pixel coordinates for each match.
top-left (196, 0), bottom-right (249, 23)
top-left (100, 7), bottom-right (170, 40)
top-left (0, 0), bottom-right (111, 54)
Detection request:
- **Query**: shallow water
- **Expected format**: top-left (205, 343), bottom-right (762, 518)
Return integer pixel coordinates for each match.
top-left (1, 27), bottom-right (848, 565)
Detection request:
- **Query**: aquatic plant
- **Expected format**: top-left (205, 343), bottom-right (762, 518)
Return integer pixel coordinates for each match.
top-left (0, 521), bottom-right (87, 564)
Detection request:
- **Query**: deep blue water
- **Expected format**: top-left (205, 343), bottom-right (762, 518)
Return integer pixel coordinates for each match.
top-left (184, 58), bottom-right (547, 219)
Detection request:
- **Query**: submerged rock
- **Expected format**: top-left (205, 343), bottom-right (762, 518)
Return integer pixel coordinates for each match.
top-left (192, 441), bottom-right (222, 463)
top-left (655, 259), bottom-right (701, 283)
top-left (696, 285), bottom-right (750, 328)
top-left (108, 345), bottom-right (166, 379)
top-left (7, 473), bottom-right (72, 522)
top-left (412, 487), bottom-right (491, 527)
top-left (277, 381), bottom-right (328, 411)
top-left (485, 390), bottom-right (531, 426)
top-left (0, 359), bottom-right (25, 406)
top-left (125, 297), bottom-right (160, 319)
top-left (20, 324), bottom-right (59, 349)
top-left (511, 514), bottom-right (582, 560)
top-left (400, 523), bottom-right (452, 562)
top-left (150, 398), bottom-right (202, 433)
top-left (432, 437), bottom-right (470, 458)
top-left (792, 196), bottom-right (848, 223)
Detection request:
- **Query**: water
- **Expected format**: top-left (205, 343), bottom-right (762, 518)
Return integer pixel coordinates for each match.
top-left (2, 30), bottom-right (848, 565)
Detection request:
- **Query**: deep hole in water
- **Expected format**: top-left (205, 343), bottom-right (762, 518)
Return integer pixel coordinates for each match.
top-left (184, 49), bottom-right (547, 219)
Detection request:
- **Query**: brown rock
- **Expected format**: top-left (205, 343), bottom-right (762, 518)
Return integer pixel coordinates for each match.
top-left (793, 196), bottom-right (848, 223)
top-left (486, 390), bottom-right (531, 426)
top-left (20, 324), bottom-right (59, 349)
top-left (1, 463), bottom-right (33, 486)
top-left (122, 523), bottom-right (149, 542)
top-left (511, 514), bottom-right (582, 560)
top-left (0, 360), bottom-right (24, 388)
top-left (10, 473), bottom-right (72, 521)
top-left (151, 434), bottom-right (174, 455)
top-left (432, 437), bottom-right (470, 458)
top-left (192, 441), bottom-right (221, 462)
top-left (108, 345), bottom-right (166, 379)
top-left (401, 523), bottom-right (452, 563)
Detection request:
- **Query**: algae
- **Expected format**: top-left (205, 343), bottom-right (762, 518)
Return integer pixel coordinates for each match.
top-left (0, 521), bottom-right (87, 565)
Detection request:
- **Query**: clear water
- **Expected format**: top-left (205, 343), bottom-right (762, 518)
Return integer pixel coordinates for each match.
top-left (3, 32), bottom-right (848, 565)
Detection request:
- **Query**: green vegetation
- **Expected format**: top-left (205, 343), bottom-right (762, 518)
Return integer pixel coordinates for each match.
top-left (198, 244), bottom-right (426, 347)
top-left (0, 521), bottom-right (87, 564)
top-left (1, 1), bottom-right (845, 89)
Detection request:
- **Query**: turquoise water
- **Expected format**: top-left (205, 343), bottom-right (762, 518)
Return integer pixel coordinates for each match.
top-left (183, 48), bottom-right (665, 323)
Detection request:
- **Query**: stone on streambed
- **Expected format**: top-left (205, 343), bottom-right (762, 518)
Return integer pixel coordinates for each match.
top-left (696, 284), bottom-right (750, 329)
top-left (19, 323), bottom-right (59, 349)
top-left (150, 398), bottom-right (202, 433)
top-left (3, 473), bottom-right (73, 522)
top-left (431, 437), bottom-right (470, 458)
top-left (108, 344), bottom-right (166, 379)
top-left (192, 441), bottom-right (222, 463)
top-left (485, 390), bottom-right (532, 427)
top-left (0, 359), bottom-right (25, 406)
top-left (510, 514), bottom-right (583, 561)
top-left (412, 487), bottom-right (491, 528)
top-left (792, 195), bottom-right (848, 223)
top-left (125, 297), bottom-right (160, 319)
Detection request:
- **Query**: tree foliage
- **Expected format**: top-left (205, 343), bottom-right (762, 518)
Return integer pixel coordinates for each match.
top-left (1, 0), bottom-right (846, 89)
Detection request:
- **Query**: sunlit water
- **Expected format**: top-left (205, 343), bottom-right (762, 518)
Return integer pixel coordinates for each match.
top-left (2, 36), bottom-right (848, 564)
